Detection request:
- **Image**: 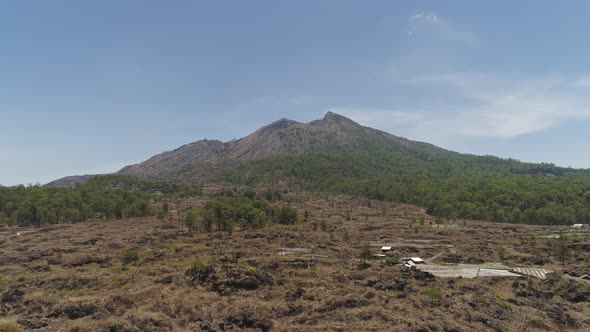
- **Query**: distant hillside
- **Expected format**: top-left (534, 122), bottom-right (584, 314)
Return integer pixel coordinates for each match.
top-left (45, 174), bottom-right (97, 187)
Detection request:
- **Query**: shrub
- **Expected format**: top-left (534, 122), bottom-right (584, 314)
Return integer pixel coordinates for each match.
top-left (189, 259), bottom-right (206, 273)
top-left (276, 205), bottom-right (297, 225)
top-left (358, 243), bottom-right (373, 261)
top-left (384, 257), bottom-right (401, 266)
top-left (422, 287), bottom-right (442, 306)
top-left (107, 319), bottom-right (124, 332)
top-left (0, 321), bottom-right (22, 332)
top-left (120, 249), bottom-right (139, 265)
top-left (186, 258), bottom-right (213, 284)
top-left (244, 263), bottom-right (257, 273)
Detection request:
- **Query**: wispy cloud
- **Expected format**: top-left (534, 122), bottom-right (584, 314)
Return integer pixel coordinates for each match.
top-left (406, 11), bottom-right (473, 44)
top-left (409, 12), bottom-right (441, 25)
top-left (333, 72), bottom-right (590, 142)
top-left (573, 75), bottom-right (590, 88)
top-left (336, 13), bottom-right (590, 144)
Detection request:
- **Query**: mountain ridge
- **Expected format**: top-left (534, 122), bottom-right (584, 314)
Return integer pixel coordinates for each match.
top-left (117, 111), bottom-right (447, 183)
top-left (47, 112), bottom-right (587, 187)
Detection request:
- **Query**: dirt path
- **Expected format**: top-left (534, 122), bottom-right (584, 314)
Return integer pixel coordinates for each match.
top-left (425, 251), bottom-right (445, 264)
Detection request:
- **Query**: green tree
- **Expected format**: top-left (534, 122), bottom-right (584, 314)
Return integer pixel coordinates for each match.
top-left (552, 238), bottom-right (570, 264)
top-left (185, 209), bottom-right (199, 233)
top-left (358, 243), bottom-right (373, 261)
top-left (276, 205), bottom-right (298, 225)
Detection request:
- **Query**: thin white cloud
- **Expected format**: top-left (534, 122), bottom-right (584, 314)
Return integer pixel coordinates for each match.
top-left (410, 12), bottom-right (441, 24)
top-left (332, 72), bottom-right (590, 142)
top-left (405, 11), bottom-right (473, 45)
top-left (573, 75), bottom-right (590, 88)
top-left (345, 13), bottom-right (590, 143)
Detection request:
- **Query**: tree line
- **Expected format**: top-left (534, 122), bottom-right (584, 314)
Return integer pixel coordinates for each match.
top-left (0, 175), bottom-right (201, 226)
top-left (185, 196), bottom-right (298, 234)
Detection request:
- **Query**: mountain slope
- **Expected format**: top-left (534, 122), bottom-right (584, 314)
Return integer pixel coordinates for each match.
top-left (121, 112), bottom-right (590, 225)
top-left (119, 112), bottom-right (446, 182)
top-left (50, 112), bottom-right (590, 225)
top-left (45, 174), bottom-right (97, 187)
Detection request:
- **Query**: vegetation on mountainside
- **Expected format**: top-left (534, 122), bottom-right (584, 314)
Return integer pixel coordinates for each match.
top-left (184, 196), bottom-right (298, 234)
top-left (0, 175), bottom-right (201, 226)
top-left (219, 148), bottom-right (590, 225)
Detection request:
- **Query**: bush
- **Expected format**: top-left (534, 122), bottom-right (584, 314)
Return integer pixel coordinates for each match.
top-left (106, 319), bottom-right (124, 332)
top-left (358, 243), bottom-right (373, 261)
top-left (422, 287), bottom-right (442, 306)
top-left (276, 205), bottom-right (297, 225)
top-left (120, 249), bottom-right (139, 265)
top-left (189, 259), bottom-right (206, 272)
top-left (0, 321), bottom-right (22, 332)
top-left (384, 257), bottom-right (400, 266)
top-left (186, 258), bottom-right (213, 284)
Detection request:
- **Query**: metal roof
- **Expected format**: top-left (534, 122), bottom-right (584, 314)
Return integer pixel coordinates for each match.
top-left (511, 267), bottom-right (553, 279)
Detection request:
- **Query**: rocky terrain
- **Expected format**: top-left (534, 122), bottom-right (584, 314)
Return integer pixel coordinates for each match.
top-left (1, 194), bottom-right (588, 331)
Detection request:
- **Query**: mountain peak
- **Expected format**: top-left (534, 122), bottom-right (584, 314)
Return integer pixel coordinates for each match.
top-left (118, 112), bottom-right (435, 182)
top-left (319, 111), bottom-right (361, 129)
top-left (323, 111), bottom-right (348, 121)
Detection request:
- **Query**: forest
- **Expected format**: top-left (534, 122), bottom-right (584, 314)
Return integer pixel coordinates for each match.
top-left (219, 148), bottom-right (590, 225)
top-left (3, 148), bottom-right (590, 226)
top-left (0, 175), bottom-right (201, 226)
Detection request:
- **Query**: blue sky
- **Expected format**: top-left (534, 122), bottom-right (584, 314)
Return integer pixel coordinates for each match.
top-left (2, 1), bottom-right (590, 185)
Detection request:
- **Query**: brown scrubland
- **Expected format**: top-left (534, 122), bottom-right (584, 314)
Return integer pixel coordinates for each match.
top-left (0, 193), bottom-right (589, 331)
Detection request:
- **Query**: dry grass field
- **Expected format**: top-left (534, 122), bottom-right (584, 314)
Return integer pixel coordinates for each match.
top-left (0, 194), bottom-right (589, 331)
